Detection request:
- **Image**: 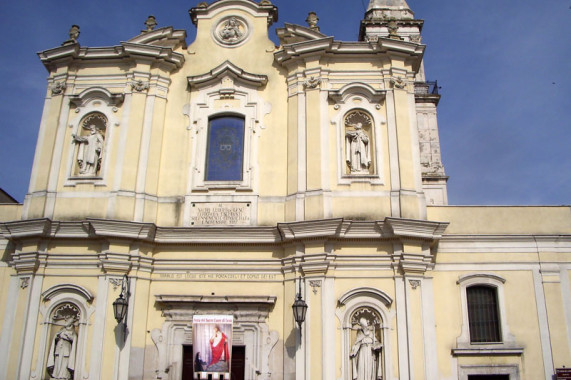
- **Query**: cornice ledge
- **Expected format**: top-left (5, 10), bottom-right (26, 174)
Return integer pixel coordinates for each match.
top-left (87, 218), bottom-right (156, 242)
top-left (0, 218), bottom-right (52, 240)
top-left (300, 253), bottom-right (333, 275)
top-left (121, 42), bottom-right (185, 68)
top-left (451, 347), bottom-right (524, 356)
top-left (11, 252), bottom-right (41, 274)
top-left (187, 60), bottom-right (268, 88)
top-left (154, 226), bottom-right (280, 244)
top-left (278, 218), bottom-right (344, 241)
top-left (385, 217), bottom-right (448, 241)
top-left (378, 38), bottom-right (425, 55)
top-left (98, 252), bottom-right (133, 274)
top-left (38, 43), bottom-right (80, 64)
top-left (155, 294), bottom-right (277, 305)
top-left (39, 43), bottom-right (184, 71)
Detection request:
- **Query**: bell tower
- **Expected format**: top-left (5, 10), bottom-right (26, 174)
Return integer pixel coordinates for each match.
top-left (360, 0), bottom-right (449, 205)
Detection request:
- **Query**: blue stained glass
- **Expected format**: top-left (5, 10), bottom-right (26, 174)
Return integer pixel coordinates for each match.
top-left (205, 116), bottom-right (245, 181)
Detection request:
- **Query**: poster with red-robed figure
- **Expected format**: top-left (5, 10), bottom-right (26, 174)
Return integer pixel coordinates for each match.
top-left (192, 315), bottom-right (233, 379)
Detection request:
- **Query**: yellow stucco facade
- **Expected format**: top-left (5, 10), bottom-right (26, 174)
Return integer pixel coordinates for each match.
top-left (1, 1), bottom-right (570, 380)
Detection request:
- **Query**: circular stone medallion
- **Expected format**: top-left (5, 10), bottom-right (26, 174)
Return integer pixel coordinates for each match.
top-left (213, 16), bottom-right (249, 46)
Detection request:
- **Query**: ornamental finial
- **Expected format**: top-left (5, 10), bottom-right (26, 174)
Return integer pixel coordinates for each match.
top-left (144, 15), bottom-right (157, 32)
top-left (305, 12), bottom-right (319, 32)
top-left (69, 25), bottom-right (80, 42)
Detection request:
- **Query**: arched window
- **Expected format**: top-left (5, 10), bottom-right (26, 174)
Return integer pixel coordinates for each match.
top-left (466, 285), bottom-right (501, 343)
top-left (205, 116), bottom-right (245, 181)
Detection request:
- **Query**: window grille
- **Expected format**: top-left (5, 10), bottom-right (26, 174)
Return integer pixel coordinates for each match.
top-left (466, 285), bottom-right (501, 343)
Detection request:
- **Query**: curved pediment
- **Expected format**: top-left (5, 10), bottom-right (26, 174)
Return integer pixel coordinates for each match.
top-left (338, 287), bottom-right (393, 307)
top-left (69, 87), bottom-right (124, 107)
top-left (187, 60), bottom-right (268, 88)
top-left (127, 26), bottom-right (187, 50)
top-left (329, 82), bottom-right (386, 104)
top-left (276, 23), bottom-right (328, 45)
top-left (190, 0), bottom-right (278, 27)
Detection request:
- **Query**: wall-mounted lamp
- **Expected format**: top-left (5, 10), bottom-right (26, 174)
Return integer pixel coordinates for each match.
top-left (112, 275), bottom-right (129, 324)
top-left (292, 277), bottom-right (308, 337)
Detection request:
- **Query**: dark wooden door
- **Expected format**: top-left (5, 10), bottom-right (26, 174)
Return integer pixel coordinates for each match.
top-left (230, 346), bottom-right (245, 380)
top-left (182, 345), bottom-right (194, 380)
top-left (182, 345), bottom-right (245, 380)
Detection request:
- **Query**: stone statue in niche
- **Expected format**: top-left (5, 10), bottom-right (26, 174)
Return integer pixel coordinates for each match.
top-left (47, 316), bottom-right (78, 380)
top-left (72, 113), bottom-right (106, 176)
top-left (345, 111), bottom-right (372, 174)
top-left (350, 308), bottom-right (383, 380)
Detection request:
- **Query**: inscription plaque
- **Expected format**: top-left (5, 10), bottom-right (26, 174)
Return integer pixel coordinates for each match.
top-left (557, 368), bottom-right (571, 380)
top-left (190, 202), bottom-right (250, 226)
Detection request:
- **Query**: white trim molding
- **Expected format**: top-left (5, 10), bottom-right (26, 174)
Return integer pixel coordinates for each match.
top-left (458, 364), bottom-right (520, 380)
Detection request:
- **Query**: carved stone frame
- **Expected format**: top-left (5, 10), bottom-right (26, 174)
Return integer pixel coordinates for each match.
top-left (65, 87), bottom-right (123, 187)
top-left (329, 83), bottom-right (386, 185)
top-left (152, 295), bottom-right (279, 380)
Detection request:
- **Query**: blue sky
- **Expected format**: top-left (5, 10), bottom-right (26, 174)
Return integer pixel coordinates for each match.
top-left (0, 0), bottom-right (569, 205)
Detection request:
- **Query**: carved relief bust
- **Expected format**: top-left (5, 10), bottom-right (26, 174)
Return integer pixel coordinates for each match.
top-left (213, 16), bottom-right (249, 46)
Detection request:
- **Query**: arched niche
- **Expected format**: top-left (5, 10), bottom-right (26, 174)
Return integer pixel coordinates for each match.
top-left (66, 87), bottom-right (122, 185)
top-left (33, 284), bottom-right (95, 380)
top-left (336, 287), bottom-right (395, 380)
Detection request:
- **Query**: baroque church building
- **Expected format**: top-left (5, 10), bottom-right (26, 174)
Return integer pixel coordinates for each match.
top-left (1, 1), bottom-right (570, 379)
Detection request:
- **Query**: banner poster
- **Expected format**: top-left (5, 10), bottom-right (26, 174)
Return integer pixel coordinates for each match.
top-left (192, 315), bottom-right (233, 379)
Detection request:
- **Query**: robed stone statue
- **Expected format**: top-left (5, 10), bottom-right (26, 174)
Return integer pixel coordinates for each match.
top-left (350, 317), bottom-right (382, 380)
top-left (47, 317), bottom-right (77, 380)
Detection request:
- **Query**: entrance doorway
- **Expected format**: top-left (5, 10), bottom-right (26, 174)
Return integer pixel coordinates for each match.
top-left (182, 345), bottom-right (245, 380)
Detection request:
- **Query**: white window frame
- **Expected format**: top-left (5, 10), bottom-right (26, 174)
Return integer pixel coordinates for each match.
top-left (455, 274), bottom-right (521, 354)
top-left (459, 364), bottom-right (520, 380)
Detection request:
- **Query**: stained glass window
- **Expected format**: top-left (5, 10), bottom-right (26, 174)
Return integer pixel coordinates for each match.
top-left (205, 116), bottom-right (245, 181)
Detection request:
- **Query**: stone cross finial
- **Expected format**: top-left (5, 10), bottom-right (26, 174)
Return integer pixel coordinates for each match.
top-left (69, 25), bottom-right (80, 42)
top-left (305, 12), bottom-right (319, 31)
top-left (144, 15), bottom-right (157, 32)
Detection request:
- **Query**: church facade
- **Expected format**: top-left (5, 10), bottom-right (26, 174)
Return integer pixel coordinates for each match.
top-left (1, 1), bottom-right (570, 379)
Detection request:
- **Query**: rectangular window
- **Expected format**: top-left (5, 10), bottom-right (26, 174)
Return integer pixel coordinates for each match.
top-left (205, 116), bottom-right (245, 181)
top-left (467, 286), bottom-right (501, 343)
